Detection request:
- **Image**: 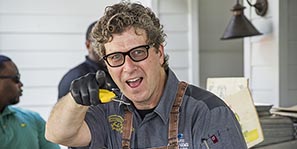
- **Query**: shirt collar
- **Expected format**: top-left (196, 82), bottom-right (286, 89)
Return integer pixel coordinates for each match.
top-left (0, 106), bottom-right (16, 117)
top-left (154, 68), bottom-right (180, 124)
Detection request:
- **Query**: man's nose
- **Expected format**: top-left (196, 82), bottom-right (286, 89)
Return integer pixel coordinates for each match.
top-left (18, 81), bottom-right (23, 87)
top-left (123, 55), bottom-right (137, 71)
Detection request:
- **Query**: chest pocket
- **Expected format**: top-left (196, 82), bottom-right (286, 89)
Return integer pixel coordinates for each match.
top-left (199, 128), bottom-right (234, 149)
top-left (122, 82), bottom-right (188, 149)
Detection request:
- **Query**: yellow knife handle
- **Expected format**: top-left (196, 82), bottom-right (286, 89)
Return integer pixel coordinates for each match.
top-left (99, 89), bottom-right (116, 103)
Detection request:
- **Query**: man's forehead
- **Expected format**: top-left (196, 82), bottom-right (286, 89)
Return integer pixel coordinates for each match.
top-left (106, 28), bottom-right (147, 46)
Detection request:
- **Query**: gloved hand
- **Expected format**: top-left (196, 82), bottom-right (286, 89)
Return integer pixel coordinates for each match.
top-left (70, 70), bottom-right (107, 106)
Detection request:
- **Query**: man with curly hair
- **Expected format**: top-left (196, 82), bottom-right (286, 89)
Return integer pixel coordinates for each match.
top-left (46, 2), bottom-right (247, 148)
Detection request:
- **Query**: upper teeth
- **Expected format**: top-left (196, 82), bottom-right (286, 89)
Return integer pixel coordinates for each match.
top-left (127, 78), bottom-right (139, 82)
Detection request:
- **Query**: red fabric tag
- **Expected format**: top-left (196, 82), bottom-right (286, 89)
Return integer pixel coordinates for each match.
top-left (211, 135), bottom-right (218, 143)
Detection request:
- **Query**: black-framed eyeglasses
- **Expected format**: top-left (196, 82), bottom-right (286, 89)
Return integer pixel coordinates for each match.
top-left (103, 44), bottom-right (154, 67)
top-left (0, 74), bottom-right (21, 83)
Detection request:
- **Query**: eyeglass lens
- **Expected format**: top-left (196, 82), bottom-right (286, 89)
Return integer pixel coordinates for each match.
top-left (104, 44), bottom-right (151, 67)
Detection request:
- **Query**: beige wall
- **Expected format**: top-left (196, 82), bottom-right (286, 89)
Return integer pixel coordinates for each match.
top-left (199, 0), bottom-right (244, 89)
top-left (156, 0), bottom-right (199, 85)
top-left (0, 0), bottom-right (120, 120)
top-left (285, 0), bottom-right (297, 106)
top-left (244, 0), bottom-right (297, 107)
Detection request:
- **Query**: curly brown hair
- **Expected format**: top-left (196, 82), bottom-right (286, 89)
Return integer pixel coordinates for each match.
top-left (91, 2), bottom-right (169, 70)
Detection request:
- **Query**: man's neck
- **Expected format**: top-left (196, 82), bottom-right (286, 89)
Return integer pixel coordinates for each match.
top-left (137, 107), bottom-right (155, 120)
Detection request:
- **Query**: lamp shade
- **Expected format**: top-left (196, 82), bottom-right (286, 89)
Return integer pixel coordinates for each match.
top-left (221, 2), bottom-right (262, 40)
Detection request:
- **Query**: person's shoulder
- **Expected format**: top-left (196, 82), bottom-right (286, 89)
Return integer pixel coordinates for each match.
top-left (59, 63), bottom-right (87, 84)
top-left (11, 106), bottom-right (44, 121)
top-left (185, 85), bottom-right (227, 110)
top-left (64, 63), bottom-right (86, 77)
top-left (61, 61), bottom-right (95, 80)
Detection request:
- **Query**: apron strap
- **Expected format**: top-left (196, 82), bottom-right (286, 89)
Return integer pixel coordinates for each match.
top-left (121, 81), bottom-right (188, 149)
top-left (167, 81), bottom-right (188, 148)
top-left (122, 109), bottom-right (133, 149)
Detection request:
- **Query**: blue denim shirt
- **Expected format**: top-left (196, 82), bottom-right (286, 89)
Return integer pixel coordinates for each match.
top-left (85, 68), bottom-right (247, 149)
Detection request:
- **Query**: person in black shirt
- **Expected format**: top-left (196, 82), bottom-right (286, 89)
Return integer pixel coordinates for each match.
top-left (58, 21), bottom-right (116, 99)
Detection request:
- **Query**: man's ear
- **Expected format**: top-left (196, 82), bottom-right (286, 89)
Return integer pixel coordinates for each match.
top-left (158, 44), bottom-right (165, 65)
top-left (85, 40), bottom-right (91, 49)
